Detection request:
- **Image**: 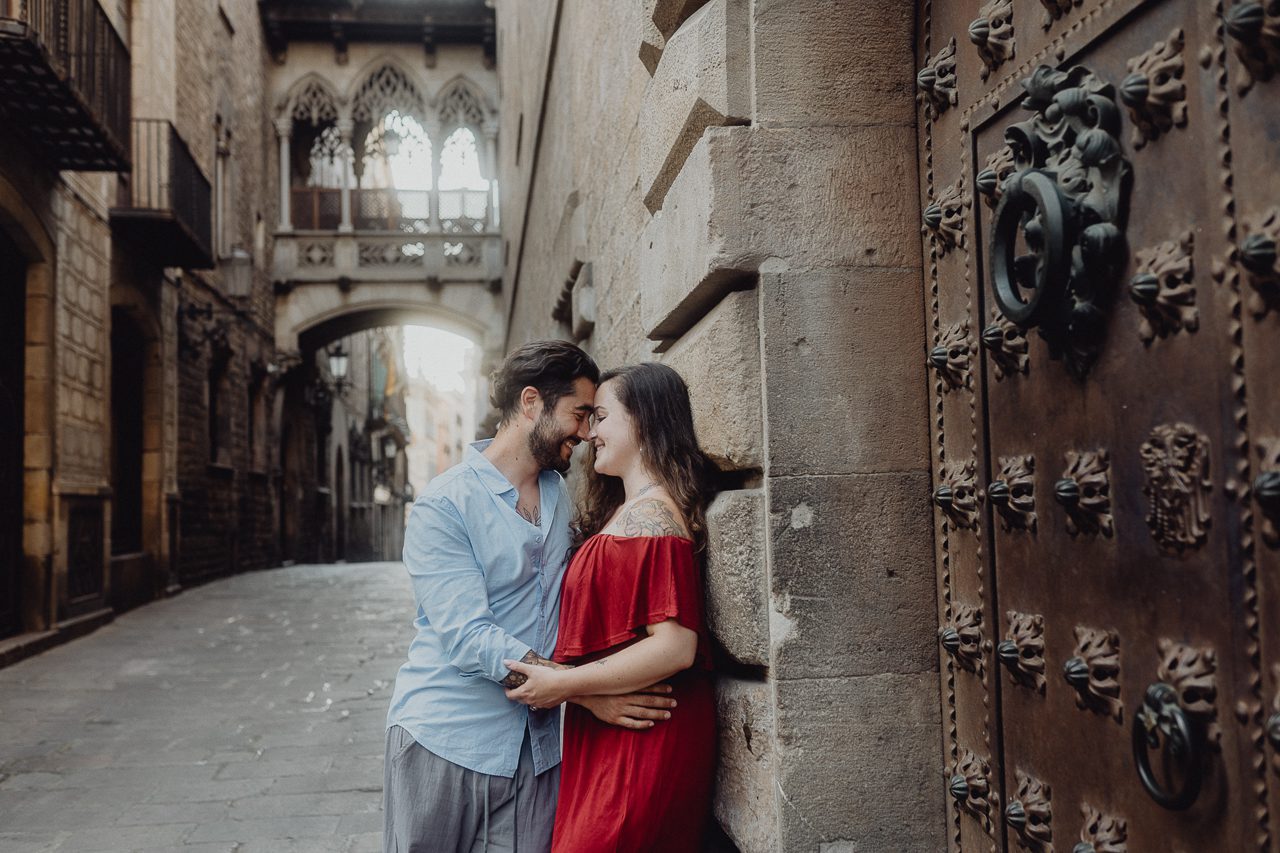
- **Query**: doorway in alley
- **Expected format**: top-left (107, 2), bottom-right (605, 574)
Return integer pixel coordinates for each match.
top-left (0, 226), bottom-right (25, 638)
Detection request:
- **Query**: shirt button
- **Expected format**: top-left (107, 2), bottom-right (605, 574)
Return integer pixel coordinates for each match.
top-left (535, 534), bottom-right (543, 544)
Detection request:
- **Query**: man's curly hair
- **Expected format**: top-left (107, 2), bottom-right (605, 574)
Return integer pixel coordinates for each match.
top-left (490, 340), bottom-right (599, 425)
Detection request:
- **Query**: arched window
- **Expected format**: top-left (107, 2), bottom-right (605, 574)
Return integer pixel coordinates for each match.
top-left (439, 127), bottom-right (487, 233)
top-left (356, 111), bottom-right (433, 233)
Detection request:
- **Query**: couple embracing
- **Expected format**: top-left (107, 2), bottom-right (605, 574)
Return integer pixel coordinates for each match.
top-left (383, 340), bottom-right (716, 852)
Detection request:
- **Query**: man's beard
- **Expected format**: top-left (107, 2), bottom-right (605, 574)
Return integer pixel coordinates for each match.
top-left (528, 411), bottom-right (576, 472)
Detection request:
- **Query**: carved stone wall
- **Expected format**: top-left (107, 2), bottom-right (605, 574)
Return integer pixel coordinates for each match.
top-left (494, 1), bottom-right (939, 849)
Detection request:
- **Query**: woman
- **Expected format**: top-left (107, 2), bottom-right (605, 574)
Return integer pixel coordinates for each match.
top-left (502, 362), bottom-right (716, 852)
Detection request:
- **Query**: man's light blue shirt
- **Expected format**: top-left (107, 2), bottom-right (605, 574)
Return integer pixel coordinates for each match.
top-left (386, 439), bottom-right (573, 778)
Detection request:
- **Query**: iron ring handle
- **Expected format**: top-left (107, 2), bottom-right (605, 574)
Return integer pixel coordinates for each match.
top-left (1131, 682), bottom-right (1205, 811)
top-left (990, 169), bottom-right (1071, 327)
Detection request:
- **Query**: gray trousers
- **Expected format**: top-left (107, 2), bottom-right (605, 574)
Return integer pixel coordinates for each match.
top-left (383, 725), bottom-right (560, 853)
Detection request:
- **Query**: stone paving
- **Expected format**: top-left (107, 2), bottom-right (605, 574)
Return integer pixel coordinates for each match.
top-left (0, 563), bottom-right (414, 853)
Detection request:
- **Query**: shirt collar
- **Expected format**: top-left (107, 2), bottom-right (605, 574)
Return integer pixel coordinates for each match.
top-left (466, 439), bottom-right (517, 495)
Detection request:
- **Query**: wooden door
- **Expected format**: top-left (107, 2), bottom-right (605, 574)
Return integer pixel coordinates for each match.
top-left (917, 0), bottom-right (1279, 849)
top-left (0, 227), bottom-right (22, 639)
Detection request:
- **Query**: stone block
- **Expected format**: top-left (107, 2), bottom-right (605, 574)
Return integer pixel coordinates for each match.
top-left (661, 288), bottom-right (761, 470)
top-left (639, 125), bottom-right (920, 341)
top-left (640, 0), bottom-right (749, 214)
top-left (768, 472), bottom-right (936, 679)
top-left (762, 268), bottom-right (929, 477)
top-left (752, 0), bottom-right (916, 128)
top-left (773, 673), bottom-right (944, 852)
top-left (704, 489), bottom-right (768, 666)
top-left (714, 677), bottom-right (777, 852)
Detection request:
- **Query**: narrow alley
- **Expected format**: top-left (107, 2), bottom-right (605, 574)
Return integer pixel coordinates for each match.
top-left (0, 563), bottom-right (410, 852)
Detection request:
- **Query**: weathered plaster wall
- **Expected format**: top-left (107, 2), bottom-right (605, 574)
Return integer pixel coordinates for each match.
top-left (496, 1), bottom-right (944, 849)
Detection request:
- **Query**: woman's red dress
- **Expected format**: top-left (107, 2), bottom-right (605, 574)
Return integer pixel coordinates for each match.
top-left (551, 534), bottom-right (716, 853)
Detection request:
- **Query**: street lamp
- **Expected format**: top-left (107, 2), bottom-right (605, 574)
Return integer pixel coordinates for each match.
top-left (382, 434), bottom-right (399, 462)
top-left (327, 344), bottom-right (349, 391)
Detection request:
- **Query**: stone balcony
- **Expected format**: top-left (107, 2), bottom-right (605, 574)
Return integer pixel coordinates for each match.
top-left (273, 230), bottom-right (501, 289)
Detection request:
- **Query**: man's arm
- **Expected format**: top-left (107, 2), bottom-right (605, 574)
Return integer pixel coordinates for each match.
top-left (569, 685), bottom-right (677, 730)
top-left (500, 649), bottom-right (569, 688)
top-left (406, 498), bottom-right (537, 684)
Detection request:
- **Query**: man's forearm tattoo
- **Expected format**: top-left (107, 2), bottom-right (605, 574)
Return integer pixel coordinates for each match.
top-left (618, 499), bottom-right (687, 538)
top-left (501, 649), bottom-right (564, 688)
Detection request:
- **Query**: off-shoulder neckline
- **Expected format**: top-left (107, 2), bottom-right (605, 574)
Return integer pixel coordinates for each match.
top-left (593, 532), bottom-right (694, 545)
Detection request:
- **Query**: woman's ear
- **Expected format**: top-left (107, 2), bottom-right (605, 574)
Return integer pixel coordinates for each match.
top-left (519, 386), bottom-right (541, 421)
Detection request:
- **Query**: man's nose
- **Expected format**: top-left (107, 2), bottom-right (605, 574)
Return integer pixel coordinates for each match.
top-left (576, 419), bottom-right (592, 440)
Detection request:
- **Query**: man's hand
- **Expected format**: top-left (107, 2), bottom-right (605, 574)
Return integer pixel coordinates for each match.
top-left (500, 650), bottom-right (569, 689)
top-left (571, 684), bottom-right (677, 731)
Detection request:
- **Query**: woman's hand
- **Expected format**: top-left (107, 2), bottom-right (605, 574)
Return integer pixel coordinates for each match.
top-left (503, 658), bottom-right (576, 709)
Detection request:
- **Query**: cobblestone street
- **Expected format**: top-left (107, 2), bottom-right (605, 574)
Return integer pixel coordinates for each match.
top-left (0, 563), bottom-right (412, 852)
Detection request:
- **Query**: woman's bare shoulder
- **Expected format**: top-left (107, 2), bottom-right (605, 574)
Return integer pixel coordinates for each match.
top-left (607, 496), bottom-right (690, 539)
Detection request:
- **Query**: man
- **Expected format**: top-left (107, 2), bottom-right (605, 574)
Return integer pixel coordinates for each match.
top-left (384, 340), bottom-right (676, 853)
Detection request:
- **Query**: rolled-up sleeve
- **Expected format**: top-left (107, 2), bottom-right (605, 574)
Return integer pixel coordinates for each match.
top-left (403, 497), bottom-right (532, 682)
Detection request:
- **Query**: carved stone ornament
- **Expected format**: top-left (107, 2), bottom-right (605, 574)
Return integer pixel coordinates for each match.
top-left (969, 0), bottom-right (1015, 81)
top-left (982, 309), bottom-right (1030, 379)
top-left (940, 603), bottom-right (986, 676)
top-left (949, 748), bottom-right (994, 826)
top-left (1225, 1), bottom-right (1280, 96)
top-left (1255, 436), bottom-right (1280, 549)
top-left (989, 66), bottom-right (1133, 378)
top-left (1140, 423), bottom-right (1212, 554)
top-left (1130, 231), bottom-right (1198, 343)
top-left (1063, 625), bottom-right (1123, 723)
top-left (1120, 29), bottom-right (1188, 149)
top-left (917, 37), bottom-right (958, 118)
top-left (930, 322), bottom-right (973, 390)
top-left (1156, 638), bottom-right (1220, 747)
top-left (990, 454), bottom-right (1037, 532)
top-left (1039, 0), bottom-right (1083, 30)
top-left (1005, 770), bottom-right (1052, 852)
top-left (1056, 450), bottom-right (1114, 537)
top-left (935, 459), bottom-right (980, 531)
top-left (1073, 804), bottom-right (1128, 853)
top-left (977, 146), bottom-right (1018, 210)
top-left (1238, 206), bottom-right (1280, 318)
top-left (998, 611), bottom-right (1046, 693)
top-left (923, 180), bottom-right (969, 255)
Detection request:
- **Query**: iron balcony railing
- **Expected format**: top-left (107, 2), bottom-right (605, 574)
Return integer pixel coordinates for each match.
top-left (113, 119), bottom-right (213, 268)
top-left (289, 186), bottom-right (490, 233)
top-left (0, 0), bottom-right (131, 170)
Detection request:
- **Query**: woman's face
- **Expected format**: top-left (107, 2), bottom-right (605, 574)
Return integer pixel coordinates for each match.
top-left (587, 380), bottom-right (639, 477)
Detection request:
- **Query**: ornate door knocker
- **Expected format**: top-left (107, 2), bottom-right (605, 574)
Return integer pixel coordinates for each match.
top-left (988, 65), bottom-right (1133, 378)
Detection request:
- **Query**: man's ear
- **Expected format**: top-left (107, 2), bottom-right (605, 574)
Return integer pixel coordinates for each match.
top-left (519, 386), bottom-right (542, 421)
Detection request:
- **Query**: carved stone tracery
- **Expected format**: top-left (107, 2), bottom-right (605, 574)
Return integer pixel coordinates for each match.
top-left (917, 37), bottom-right (958, 119)
top-left (969, 0), bottom-right (1015, 81)
top-left (1075, 803), bottom-right (1128, 853)
top-left (930, 322), bottom-right (972, 390)
top-left (1056, 450), bottom-right (1113, 537)
top-left (981, 309), bottom-right (1030, 379)
top-left (1140, 423), bottom-right (1212, 554)
top-left (1130, 231), bottom-right (1198, 343)
top-left (1005, 770), bottom-right (1052, 852)
top-left (1064, 626), bottom-right (1123, 723)
top-left (1121, 29), bottom-right (1188, 149)
top-left (998, 611), bottom-right (1046, 693)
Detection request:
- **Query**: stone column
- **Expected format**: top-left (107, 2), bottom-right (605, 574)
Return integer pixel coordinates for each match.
top-left (337, 118), bottom-right (354, 233)
top-left (482, 120), bottom-right (499, 230)
top-left (275, 117), bottom-right (292, 231)
top-left (427, 119), bottom-right (444, 233)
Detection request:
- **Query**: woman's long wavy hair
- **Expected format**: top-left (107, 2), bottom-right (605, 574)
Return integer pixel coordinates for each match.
top-left (575, 363), bottom-right (716, 554)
